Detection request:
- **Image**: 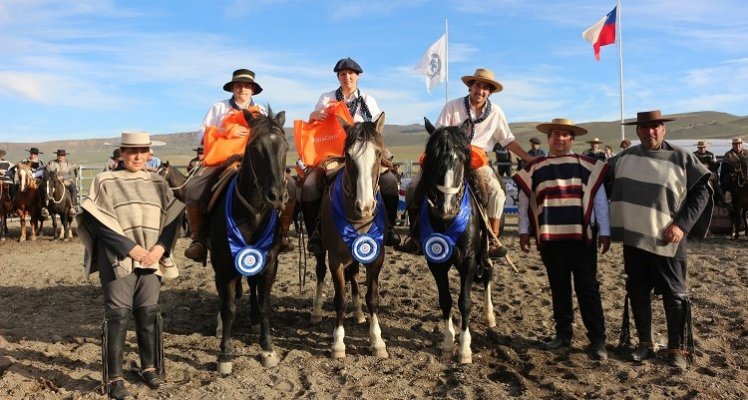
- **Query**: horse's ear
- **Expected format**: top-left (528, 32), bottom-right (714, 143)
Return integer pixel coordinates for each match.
top-left (243, 109), bottom-right (255, 124)
top-left (424, 117), bottom-right (436, 135)
top-left (459, 119), bottom-right (472, 137)
top-left (274, 111), bottom-right (286, 128)
top-left (336, 115), bottom-right (351, 132)
top-left (374, 112), bottom-right (386, 133)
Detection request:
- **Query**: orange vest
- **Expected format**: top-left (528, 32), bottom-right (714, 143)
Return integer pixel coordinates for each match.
top-left (419, 145), bottom-right (490, 171)
top-left (202, 106), bottom-right (262, 167)
top-left (293, 101), bottom-right (354, 168)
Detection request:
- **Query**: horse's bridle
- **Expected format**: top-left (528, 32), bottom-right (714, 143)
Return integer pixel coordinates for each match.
top-left (46, 175), bottom-right (67, 205)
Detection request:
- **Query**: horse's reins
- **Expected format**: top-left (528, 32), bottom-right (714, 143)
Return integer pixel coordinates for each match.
top-left (159, 165), bottom-right (199, 192)
top-left (47, 176), bottom-right (67, 205)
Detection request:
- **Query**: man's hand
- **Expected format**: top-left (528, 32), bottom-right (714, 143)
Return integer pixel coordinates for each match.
top-left (598, 236), bottom-right (611, 254)
top-left (519, 234), bottom-right (532, 253)
top-left (663, 223), bottom-right (685, 244)
top-left (310, 109), bottom-right (328, 121)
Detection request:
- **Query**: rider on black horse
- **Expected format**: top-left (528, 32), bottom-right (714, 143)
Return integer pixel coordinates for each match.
top-left (44, 149), bottom-right (78, 217)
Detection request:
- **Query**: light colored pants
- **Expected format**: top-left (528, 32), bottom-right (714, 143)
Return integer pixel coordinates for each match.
top-left (405, 165), bottom-right (505, 219)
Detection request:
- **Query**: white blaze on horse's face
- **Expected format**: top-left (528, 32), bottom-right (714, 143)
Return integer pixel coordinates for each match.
top-left (350, 140), bottom-right (378, 217)
top-left (436, 153), bottom-right (463, 216)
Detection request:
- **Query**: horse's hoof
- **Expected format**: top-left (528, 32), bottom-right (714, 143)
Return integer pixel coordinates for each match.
top-left (355, 313), bottom-right (366, 324)
top-left (31, 237), bottom-right (37, 241)
top-left (331, 348), bottom-right (346, 358)
top-left (458, 354), bottom-right (473, 364)
top-left (260, 351), bottom-right (278, 368)
top-left (373, 346), bottom-right (389, 358)
top-left (486, 314), bottom-right (497, 328)
top-left (216, 361), bottom-right (233, 375)
top-left (311, 314), bottom-right (323, 325)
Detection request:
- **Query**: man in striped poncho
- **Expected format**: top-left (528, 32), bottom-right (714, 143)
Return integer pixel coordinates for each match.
top-left (609, 110), bottom-right (712, 371)
top-left (515, 118), bottom-right (610, 361)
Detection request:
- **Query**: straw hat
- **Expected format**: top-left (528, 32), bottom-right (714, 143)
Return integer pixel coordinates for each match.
top-left (116, 131), bottom-right (165, 148)
top-left (732, 137), bottom-right (743, 145)
top-left (223, 69), bottom-right (263, 94)
top-left (536, 118), bottom-right (588, 137)
top-left (586, 137), bottom-right (603, 144)
top-left (622, 110), bottom-right (675, 125)
top-left (461, 68), bottom-right (503, 93)
top-left (696, 140), bottom-right (708, 148)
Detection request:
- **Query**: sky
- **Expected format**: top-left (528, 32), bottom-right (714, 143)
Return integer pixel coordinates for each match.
top-left (1, 0), bottom-right (747, 142)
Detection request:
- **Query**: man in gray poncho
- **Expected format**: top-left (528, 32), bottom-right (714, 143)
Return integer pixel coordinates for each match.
top-left (608, 110), bottom-right (712, 371)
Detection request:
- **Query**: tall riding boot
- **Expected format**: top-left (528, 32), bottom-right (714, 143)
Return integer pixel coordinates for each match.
top-left (300, 199), bottom-right (323, 256)
top-left (488, 217), bottom-right (507, 258)
top-left (278, 198), bottom-right (296, 253)
top-left (102, 308), bottom-right (132, 400)
top-left (629, 294), bottom-right (655, 361)
top-left (184, 204), bottom-right (207, 262)
top-left (381, 193), bottom-right (400, 246)
top-left (395, 199), bottom-right (421, 254)
top-left (664, 294), bottom-right (690, 370)
top-left (134, 304), bottom-right (165, 388)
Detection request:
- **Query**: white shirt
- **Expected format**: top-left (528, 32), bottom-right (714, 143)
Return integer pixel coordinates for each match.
top-left (197, 99), bottom-right (266, 144)
top-left (314, 89), bottom-right (381, 123)
top-left (435, 97), bottom-right (515, 152)
top-left (518, 152), bottom-right (610, 237)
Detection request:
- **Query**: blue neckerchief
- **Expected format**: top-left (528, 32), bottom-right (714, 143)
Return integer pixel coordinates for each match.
top-left (420, 186), bottom-right (470, 264)
top-left (331, 172), bottom-right (385, 263)
top-left (225, 176), bottom-right (277, 276)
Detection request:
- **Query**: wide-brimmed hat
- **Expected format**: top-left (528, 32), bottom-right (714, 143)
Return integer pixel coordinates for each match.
top-left (55, 149), bottom-right (67, 156)
top-left (732, 137), bottom-right (743, 145)
top-left (193, 146), bottom-right (204, 154)
top-left (25, 147), bottom-right (43, 155)
top-left (696, 140), bottom-right (708, 148)
top-left (333, 58), bottom-right (363, 74)
top-left (536, 118), bottom-right (588, 137)
top-left (620, 139), bottom-right (631, 148)
top-left (116, 131), bottom-right (166, 148)
top-left (461, 68), bottom-right (503, 93)
top-left (622, 110), bottom-right (675, 125)
top-left (529, 137), bottom-right (542, 144)
top-left (223, 69), bottom-right (263, 94)
top-left (586, 137), bottom-right (603, 144)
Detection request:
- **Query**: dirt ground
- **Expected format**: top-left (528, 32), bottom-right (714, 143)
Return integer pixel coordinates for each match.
top-left (1, 215), bottom-right (747, 400)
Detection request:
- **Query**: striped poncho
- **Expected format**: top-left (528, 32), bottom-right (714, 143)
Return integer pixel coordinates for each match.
top-left (609, 143), bottom-right (711, 257)
top-left (514, 154), bottom-right (607, 243)
top-left (77, 169), bottom-right (185, 279)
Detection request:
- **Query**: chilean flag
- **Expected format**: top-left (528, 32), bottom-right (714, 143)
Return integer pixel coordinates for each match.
top-left (583, 7), bottom-right (617, 61)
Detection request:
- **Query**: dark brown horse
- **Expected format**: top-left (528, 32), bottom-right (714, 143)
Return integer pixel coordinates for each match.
top-left (158, 161), bottom-right (190, 235)
top-left (208, 108), bottom-right (288, 374)
top-left (312, 113), bottom-right (389, 359)
top-left (13, 162), bottom-right (43, 242)
top-left (44, 172), bottom-right (74, 241)
top-left (0, 180), bottom-right (12, 241)
top-left (721, 159), bottom-right (748, 238)
top-left (414, 119), bottom-right (495, 364)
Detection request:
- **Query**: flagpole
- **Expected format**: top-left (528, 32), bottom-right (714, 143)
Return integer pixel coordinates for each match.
top-left (617, 0), bottom-right (625, 140)
top-left (445, 18), bottom-right (449, 105)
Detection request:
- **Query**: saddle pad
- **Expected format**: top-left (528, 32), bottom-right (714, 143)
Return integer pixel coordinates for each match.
top-left (207, 162), bottom-right (241, 213)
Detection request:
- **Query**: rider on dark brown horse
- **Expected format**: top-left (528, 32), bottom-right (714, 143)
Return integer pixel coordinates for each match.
top-left (44, 149), bottom-right (78, 217)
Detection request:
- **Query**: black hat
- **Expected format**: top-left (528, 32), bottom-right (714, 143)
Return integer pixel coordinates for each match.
top-left (56, 149), bottom-right (67, 156)
top-left (25, 147), bottom-right (43, 155)
top-left (529, 137), bottom-right (541, 145)
top-left (223, 69), bottom-right (263, 94)
top-left (333, 58), bottom-right (363, 74)
top-left (193, 147), bottom-right (204, 154)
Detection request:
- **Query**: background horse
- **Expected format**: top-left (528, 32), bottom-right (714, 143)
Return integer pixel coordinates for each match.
top-left (208, 108), bottom-right (288, 374)
top-left (314, 113), bottom-right (389, 359)
top-left (721, 160), bottom-right (748, 238)
top-left (13, 162), bottom-right (43, 242)
top-left (415, 118), bottom-right (495, 364)
top-left (44, 172), bottom-right (74, 241)
top-left (158, 161), bottom-right (190, 235)
top-left (0, 180), bottom-right (12, 241)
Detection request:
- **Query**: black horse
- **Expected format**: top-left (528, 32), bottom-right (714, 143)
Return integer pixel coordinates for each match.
top-left (415, 118), bottom-right (495, 364)
top-left (207, 108), bottom-right (288, 374)
top-left (312, 113), bottom-right (390, 359)
top-left (721, 160), bottom-right (748, 238)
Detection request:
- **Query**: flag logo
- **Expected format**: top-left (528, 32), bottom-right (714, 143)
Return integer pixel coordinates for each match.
top-left (414, 33), bottom-right (447, 93)
top-left (428, 53), bottom-right (442, 78)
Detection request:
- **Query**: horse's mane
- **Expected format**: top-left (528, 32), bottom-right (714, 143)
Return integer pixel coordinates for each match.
top-left (247, 106), bottom-right (285, 139)
top-left (421, 126), bottom-right (471, 189)
top-left (344, 120), bottom-right (384, 156)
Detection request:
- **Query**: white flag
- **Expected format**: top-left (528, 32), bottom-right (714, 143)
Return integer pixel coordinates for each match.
top-left (414, 34), bottom-right (446, 94)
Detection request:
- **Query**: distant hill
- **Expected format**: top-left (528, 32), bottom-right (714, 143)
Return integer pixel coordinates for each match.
top-left (2, 111), bottom-right (746, 167)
